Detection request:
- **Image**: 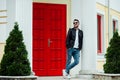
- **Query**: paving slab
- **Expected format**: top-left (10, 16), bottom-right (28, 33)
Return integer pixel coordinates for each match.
top-left (38, 76), bottom-right (94, 80)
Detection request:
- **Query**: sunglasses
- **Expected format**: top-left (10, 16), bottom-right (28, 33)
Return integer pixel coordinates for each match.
top-left (73, 22), bottom-right (78, 24)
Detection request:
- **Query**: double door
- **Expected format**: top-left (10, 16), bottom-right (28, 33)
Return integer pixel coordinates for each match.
top-left (33, 3), bottom-right (66, 76)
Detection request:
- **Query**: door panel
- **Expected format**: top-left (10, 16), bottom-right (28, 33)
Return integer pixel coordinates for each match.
top-left (33, 3), bottom-right (66, 76)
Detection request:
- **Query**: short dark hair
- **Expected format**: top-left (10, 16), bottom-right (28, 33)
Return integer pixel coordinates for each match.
top-left (74, 19), bottom-right (79, 23)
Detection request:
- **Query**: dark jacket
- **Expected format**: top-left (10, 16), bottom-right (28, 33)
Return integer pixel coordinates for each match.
top-left (66, 28), bottom-right (83, 50)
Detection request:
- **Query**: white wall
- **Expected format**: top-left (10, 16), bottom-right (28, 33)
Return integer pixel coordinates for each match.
top-left (97, 0), bottom-right (120, 12)
top-left (96, 0), bottom-right (107, 5)
top-left (0, 0), bottom-right (6, 10)
top-left (71, 0), bottom-right (82, 28)
top-left (6, 0), bottom-right (33, 71)
top-left (0, 0), bottom-right (6, 43)
top-left (6, 0), bottom-right (16, 37)
top-left (15, 0), bottom-right (33, 71)
top-left (110, 0), bottom-right (120, 12)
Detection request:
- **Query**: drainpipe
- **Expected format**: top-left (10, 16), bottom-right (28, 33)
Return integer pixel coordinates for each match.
top-left (108, 0), bottom-right (110, 42)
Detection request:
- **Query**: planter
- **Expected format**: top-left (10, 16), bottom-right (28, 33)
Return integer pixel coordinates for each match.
top-left (0, 76), bottom-right (37, 80)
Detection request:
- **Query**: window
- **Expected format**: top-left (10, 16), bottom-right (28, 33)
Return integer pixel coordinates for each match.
top-left (97, 10), bottom-right (106, 56)
top-left (97, 15), bottom-right (102, 54)
top-left (113, 19), bottom-right (118, 33)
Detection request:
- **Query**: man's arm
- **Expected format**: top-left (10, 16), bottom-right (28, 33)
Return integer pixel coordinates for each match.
top-left (66, 28), bottom-right (71, 49)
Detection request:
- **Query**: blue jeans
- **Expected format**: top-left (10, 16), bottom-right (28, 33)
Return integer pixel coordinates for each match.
top-left (66, 48), bottom-right (80, 74)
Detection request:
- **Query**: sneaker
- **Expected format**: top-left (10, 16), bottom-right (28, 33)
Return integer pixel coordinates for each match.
top-left (62, 69), bottom-right (68, 78)
top-left (67, 74), bottom-right (71, 79)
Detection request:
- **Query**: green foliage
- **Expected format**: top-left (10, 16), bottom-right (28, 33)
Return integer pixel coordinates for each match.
top-left (0, 22), bottom-right (31, 76)
top-left (104, 31), bottom-right (120, 73)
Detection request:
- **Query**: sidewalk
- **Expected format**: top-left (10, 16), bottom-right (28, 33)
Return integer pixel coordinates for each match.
top-left (38, 76), bottom-right (94, 80)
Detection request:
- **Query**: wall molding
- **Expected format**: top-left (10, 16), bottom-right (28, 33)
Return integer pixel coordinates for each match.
top-left (0, 10), bottom-right (7, 24)
top-left (0, 22), bottom-right (7, 24)
top-left (0, 10), bottom-right (7, 12)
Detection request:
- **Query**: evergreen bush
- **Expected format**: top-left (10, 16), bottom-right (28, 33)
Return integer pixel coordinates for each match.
top-left (0, 22), bottom-right (31, 76)
top-left (104, 31), bottom-right (120, 73)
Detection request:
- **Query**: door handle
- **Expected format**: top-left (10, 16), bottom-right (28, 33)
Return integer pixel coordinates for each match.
top-left (48, 39), bottom-right (52, 47)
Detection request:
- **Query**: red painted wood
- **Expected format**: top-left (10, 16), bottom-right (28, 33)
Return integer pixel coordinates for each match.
top-left (33, 3), bottom-right (66, 76)
top-left (97, 15), bottom-right (102, 54)
top-left (113, 20), bottom-right (116, 32)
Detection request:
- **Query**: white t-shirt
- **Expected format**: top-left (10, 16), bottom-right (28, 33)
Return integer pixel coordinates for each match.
top-left (73, 29), bottom-right (79, 48)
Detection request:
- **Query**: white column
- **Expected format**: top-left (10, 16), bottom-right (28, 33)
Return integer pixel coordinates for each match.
top-left (6, 0), bottom-right (33, 73)
top-left (71, 0), bottom-right (97, 76)
top-left (80, 0), bottom-right (97, 76)
top-left (71, 0), bottom-right (97, 77)
top-left (70, 0), bottom-right (83, 77)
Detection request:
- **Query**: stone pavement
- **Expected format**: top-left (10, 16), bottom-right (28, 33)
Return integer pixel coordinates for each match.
top-left (38, 76), bottom-right (94, 80)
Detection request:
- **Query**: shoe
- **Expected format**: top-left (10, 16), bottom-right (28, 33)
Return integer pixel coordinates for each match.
top-left (67, 74), bottom-right (71, 79)
top-left (62, 69), bottom-right (68, 78)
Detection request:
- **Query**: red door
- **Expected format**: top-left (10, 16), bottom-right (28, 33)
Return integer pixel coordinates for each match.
top-left (33, 3), bottom-right (66, 76)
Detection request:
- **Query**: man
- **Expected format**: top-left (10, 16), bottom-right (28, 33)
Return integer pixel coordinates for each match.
top-left (63, 19), bottom-right (83, 79)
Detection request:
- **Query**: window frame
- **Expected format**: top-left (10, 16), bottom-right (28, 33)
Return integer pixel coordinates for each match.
top-left (97, 9), bottom-right (106, 57)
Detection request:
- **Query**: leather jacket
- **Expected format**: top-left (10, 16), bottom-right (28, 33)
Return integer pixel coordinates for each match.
top-left (66, 28), bottom-right (83, 50)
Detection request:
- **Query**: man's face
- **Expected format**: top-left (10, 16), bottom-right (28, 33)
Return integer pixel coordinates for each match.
top-left (73, 21), bottom-right (79, 28)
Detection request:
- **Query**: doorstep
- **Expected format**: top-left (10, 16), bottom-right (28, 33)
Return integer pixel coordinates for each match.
top-left (0, 76), bottom-right (37, 80)
top-left (93, 73), bottom-right (120, 80)
top-left (38, 76), bottom-right (94, 80)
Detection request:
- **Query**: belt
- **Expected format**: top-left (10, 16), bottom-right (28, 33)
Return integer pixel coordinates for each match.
top-left (73, 48), bottom-right (79, 50)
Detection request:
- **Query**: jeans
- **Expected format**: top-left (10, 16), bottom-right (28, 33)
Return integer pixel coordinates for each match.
top-left (66, 48), bottom-right (80, 74)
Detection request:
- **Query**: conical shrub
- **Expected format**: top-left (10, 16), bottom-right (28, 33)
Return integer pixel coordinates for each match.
top-left (0, 22), bottom-right (31, 76)
top-left (104, 31), bottom-right (120, 73)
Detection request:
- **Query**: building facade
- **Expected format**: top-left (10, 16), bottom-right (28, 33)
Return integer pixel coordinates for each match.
top-left (0, 0), bottom-right (120, 77)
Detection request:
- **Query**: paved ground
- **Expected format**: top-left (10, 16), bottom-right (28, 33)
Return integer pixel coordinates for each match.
top-left (38, 76), bottom-right (94, 80)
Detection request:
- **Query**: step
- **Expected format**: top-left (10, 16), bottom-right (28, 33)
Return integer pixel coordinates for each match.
top-left (93, 73), bottom-right (120, 80)
top-left (0, 76), bottom-right (37, 80)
